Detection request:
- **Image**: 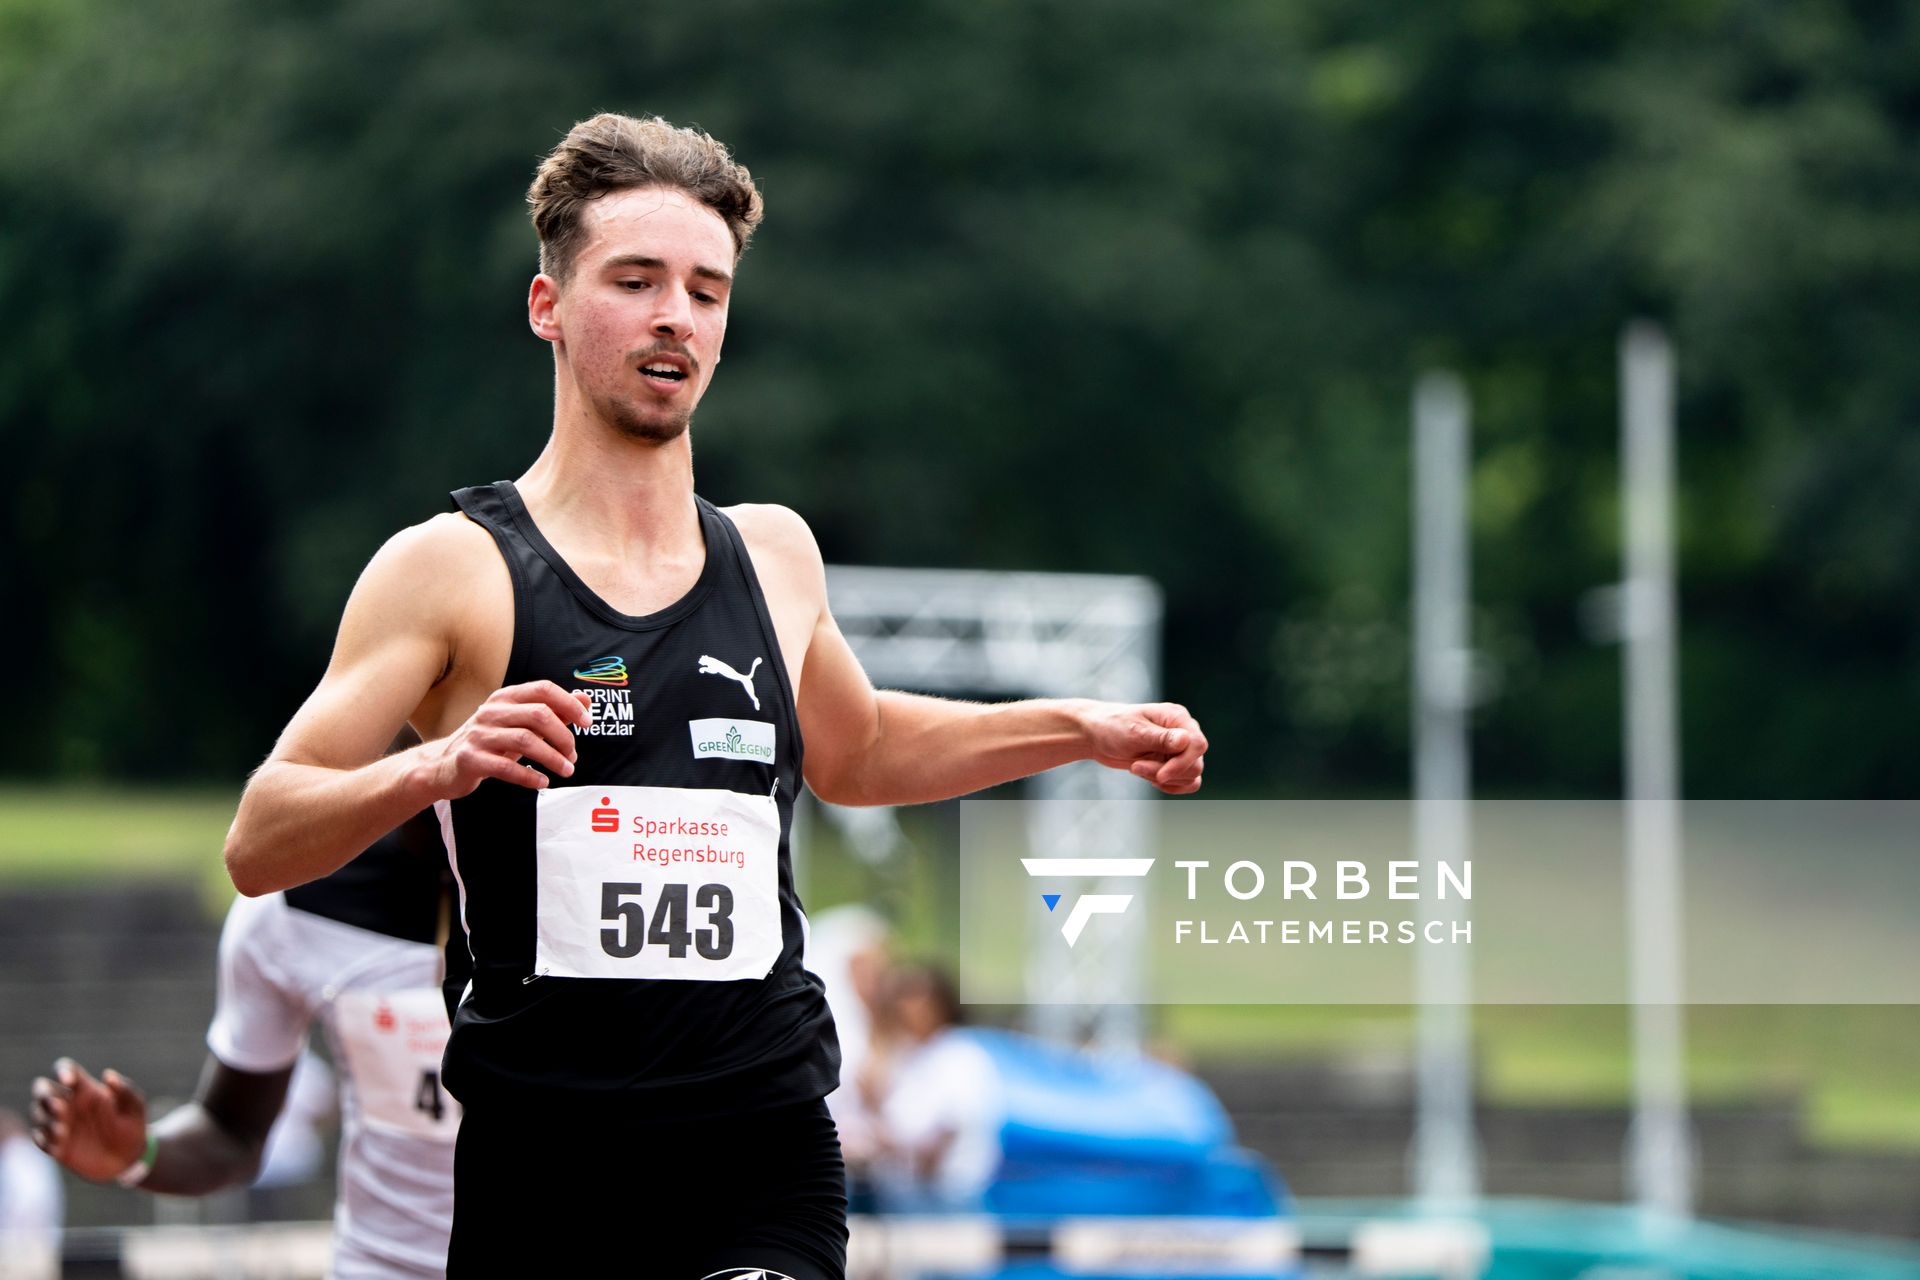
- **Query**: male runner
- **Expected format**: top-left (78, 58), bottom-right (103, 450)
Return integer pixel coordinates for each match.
top-left (222, 112), bottom-right (1207, 1279)
top-left (31, 810), bottom-right (456, 1279)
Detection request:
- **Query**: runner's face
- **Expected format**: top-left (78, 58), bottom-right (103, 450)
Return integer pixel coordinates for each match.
top-left (552, 185), bottom-right (735, 444)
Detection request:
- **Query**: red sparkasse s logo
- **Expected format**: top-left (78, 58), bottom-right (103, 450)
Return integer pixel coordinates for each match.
top-left (591, 797), bottom-right (620, 833)
top-left (374, 1004), bottom-right (396, 1033)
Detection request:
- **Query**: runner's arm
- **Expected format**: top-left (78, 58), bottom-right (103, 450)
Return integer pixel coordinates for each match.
top-left (224, 518), bottom-right (591, 896)
top-left (772, 518), bottom-right (1207, 805)
top-left (30, 1055), bottom-right (291, 1195)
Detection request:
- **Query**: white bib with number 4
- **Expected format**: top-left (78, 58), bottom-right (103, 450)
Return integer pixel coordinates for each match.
top-left (332, 987), bottom-right (459, 1142)
top-left (534, 783), bottom-right (782, 982)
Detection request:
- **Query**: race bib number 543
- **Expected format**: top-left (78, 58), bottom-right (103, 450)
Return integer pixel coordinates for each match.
top-left (534, 784), bottom-right (782, 982)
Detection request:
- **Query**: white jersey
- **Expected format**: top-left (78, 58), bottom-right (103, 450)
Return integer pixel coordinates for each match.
top-left (208, 892), bottom-right (456, 1279)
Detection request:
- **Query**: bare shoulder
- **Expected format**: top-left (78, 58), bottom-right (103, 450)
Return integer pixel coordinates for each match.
top-left (382, 510), bottom-right (500, 570)
top-left (341, 511), bottom-right (504, 638)
top-left (722, 502), bottom-right (825, 586)
top-left (264, 512), bottom-right (506, 771)
top-left (721, 504), bottom-right (828, 681)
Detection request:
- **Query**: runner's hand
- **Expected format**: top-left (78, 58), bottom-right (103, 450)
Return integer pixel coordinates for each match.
top-left (427, 682), bottom-right (593, 796)
top-left (30, 1058), bottom-right (148, 1182)
top-left (1086, 702), bottom-right (1207, 794)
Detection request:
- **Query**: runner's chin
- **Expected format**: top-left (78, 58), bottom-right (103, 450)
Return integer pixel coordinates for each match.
top-left (605, 395), bottom-right (691, 444)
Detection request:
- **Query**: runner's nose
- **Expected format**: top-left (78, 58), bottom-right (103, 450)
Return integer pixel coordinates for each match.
top-left (651, 283), bottom-right (694, 343)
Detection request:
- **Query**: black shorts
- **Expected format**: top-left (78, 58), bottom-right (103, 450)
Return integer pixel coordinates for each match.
top-left (448, 1094), bottom-right (848, 1280)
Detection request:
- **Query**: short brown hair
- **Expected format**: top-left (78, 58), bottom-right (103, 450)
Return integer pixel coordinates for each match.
top-left (527, 113), bottom-right (763, 282)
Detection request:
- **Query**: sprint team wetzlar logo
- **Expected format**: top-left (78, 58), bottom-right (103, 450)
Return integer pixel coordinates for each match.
top-left (1022, 858), bottom-right (1155, 947)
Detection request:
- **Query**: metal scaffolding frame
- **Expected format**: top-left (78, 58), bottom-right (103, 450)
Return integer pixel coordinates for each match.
top-left (824, 564), bottom-right (1163, 1050)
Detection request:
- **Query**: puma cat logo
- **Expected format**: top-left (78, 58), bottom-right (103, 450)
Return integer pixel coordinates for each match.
top-left (696, 654), bottom-right (763, 711)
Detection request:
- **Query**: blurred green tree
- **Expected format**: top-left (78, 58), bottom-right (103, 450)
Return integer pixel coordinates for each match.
top-left (1, 0), bottom-right (1912, 794)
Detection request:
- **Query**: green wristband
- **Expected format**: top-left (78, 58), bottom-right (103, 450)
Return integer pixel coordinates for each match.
top-left (115, 1130), bottom-right (159, 1188)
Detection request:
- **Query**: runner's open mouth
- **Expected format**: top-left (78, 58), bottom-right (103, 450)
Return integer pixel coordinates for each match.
top-left (641, 365), bottom-right (688, 381)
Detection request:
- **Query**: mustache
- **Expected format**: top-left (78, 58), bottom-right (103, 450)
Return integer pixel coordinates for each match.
top-left (631, 340), bottom-right (698, 375)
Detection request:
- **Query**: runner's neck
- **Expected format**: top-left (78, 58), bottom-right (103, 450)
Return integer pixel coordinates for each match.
top-left (516, 418), bottom-right (701, 569)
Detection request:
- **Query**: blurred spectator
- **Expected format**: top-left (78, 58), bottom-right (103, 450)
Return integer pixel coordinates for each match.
top-left (869, 964), bottom-right (1002, 1213)
top-left (0, 1106), bottom-right (62, 1269)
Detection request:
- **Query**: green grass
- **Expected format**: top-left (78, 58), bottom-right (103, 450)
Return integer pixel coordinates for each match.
top-left (1151, 1003), bottom-right (1920, 1152)
top-left (0, 783), bottom-right (240, 909)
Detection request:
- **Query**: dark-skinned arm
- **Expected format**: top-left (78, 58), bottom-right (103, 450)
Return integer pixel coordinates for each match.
top-left (30, 1053), bottom-right (292, 1195)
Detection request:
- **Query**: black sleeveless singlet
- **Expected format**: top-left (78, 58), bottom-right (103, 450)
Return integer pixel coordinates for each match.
top-left (436, 481), bottom-right (839, 1118)
top-left (284, 807), bottom-right (446, 944)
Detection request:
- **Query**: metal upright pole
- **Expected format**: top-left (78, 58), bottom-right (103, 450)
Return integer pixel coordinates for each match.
top-left (1412, 370), bottom-right (1479, 1208)
top-left (1620, 322), bottom-right (1693, 1222)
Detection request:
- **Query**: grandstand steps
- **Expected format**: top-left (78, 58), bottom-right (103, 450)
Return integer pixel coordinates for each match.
top-left (1197, 1060), bottom-right (1920, 1239)
top-left (0, 882), bottom-right (224, 1231)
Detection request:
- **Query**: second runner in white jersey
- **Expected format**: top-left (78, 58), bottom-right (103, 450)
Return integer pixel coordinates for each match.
top-left (210, 888), bottom-right (456, 1279)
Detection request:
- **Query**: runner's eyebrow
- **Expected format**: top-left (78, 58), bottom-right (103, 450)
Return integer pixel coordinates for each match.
top-left (602, 254), bottom-right (732, 286)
